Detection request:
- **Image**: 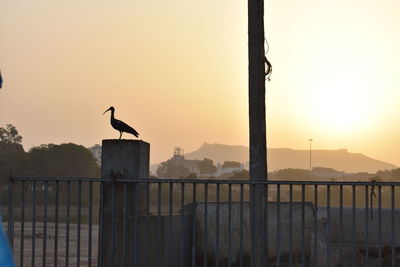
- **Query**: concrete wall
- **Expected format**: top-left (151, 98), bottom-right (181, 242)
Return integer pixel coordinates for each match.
top-left (135, 214), bottom-right (192, 267)
top-left (188, 203), bottom-right (400, 266)
top-left (192, 202), bottom-right (314, 266)
top-left (312, 207), bottom-right (400, 266)
top-left (317, 207), bottom-right (400, 245)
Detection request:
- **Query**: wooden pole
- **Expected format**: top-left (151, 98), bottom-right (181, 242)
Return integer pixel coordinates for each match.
top-left (248, 0), bottom-right (267, 265)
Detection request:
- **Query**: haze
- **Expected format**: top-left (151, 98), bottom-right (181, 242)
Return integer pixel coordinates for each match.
top-left (1, 0), bottom-right (400, 166)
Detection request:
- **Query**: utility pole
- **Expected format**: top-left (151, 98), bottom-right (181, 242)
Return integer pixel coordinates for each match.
top-left (248, 0), bottom-right (267, 265)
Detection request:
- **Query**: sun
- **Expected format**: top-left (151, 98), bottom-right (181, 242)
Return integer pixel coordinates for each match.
top-left (309, 70), bottom-right (375, 135)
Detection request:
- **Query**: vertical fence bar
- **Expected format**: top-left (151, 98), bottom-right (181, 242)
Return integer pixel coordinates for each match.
top-left (42, 181), bottom-right (48, 267)
top-left (326, 185), bottom-right (331, 267)
top-left (66, 181), bottom-right (71, 267)
top-left (77, 181), bottom-right (82, 267)
top-left (228, 183), bottom-right (232, 267)
top-left (250, 183), bottom-right (255, 267)
top-left (146, 182), bottom-right (150, 267)
top-left (54, 181), bottom-right (59, 267)
top-left (98, 181), bottom-right (104, 267)
top-left (276, 184), bottom-right (281, 266)
top-left (378, 185), bottom-right (382, 265)
top-left (339, 185), bottom-right (343, 261)
top-left (204, 183), bottom-right (208, 267)
top-left (20, 181), bottom-right (26, 267)
top-left (181, 183), bottom-right (185, 267)
top-left (157, 183), bottom-right (165, 266)
top-left (168, 182), bottom-right (173, 267)
top-left (352, 185), bottom-right (356, 267)
top-left (301, 184), bottom-right (305, 267)
top-left (240, 184), bottom-right (244, 267)
top-left (391, 185), bottom-right (395, 267)
top-left (88, 181), bottom-right (93, 267)
top-left (364, 185), bottom-right (369, 266)
top-left (313, 185), bottom-right (318, 266)
top-left (215, 183), bottom-right (220, 267)
top-left (289, 184), bottom-right (293, 267)
top-left (111, 182), bottom-right (116, 267)
top-left (7, 179), bottom-right (14, 250)
top-left (157, 182), bottom-right (162, 267)
top-left (192, 183), bottom-right (197, 267)
top-left (132, 183), bottom-right (138, 267)
top-left (32, 180), bottom-right (37, 267)
top-left (122, 183), bottom-right (127, 267)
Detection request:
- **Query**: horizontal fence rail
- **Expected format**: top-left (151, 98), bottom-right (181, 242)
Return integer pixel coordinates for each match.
top-left (2, 177), bottom-right (400, 266)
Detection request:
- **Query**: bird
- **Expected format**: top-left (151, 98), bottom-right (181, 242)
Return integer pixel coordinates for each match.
top-left (103, 106), bottom-right (139, 140)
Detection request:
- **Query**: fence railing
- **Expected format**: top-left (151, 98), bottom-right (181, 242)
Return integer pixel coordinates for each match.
top-left (4, 177), bottom-right (400, 266)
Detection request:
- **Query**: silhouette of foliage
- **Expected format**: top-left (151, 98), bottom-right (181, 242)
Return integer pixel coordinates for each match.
top-left (24, 143), bottom-right (100, 178)
top-left (186, 172), bottom-right (198, 179)
top-left (222, 161), bottom-right (241, 169)
top-left (0, 124), bottom-right (26, 181)
top-left (0, 126), bottom-right (101, 208)
top-left (198, 158), bottom-right (217, 174)
top-left (0, 124), bottom-right (24, 156)
top-left (270, 168), bottom-right (311, 181)
top-left (0, 125), bottom-right (100, 184)
top-left (156, 160), bottom-right (190, 179)
top-left (231, 169), bottom-right (250, 180)
top-left (0, 124), bottom-right (22, 144)
top-left (377, 168), bottom-right (400, 181)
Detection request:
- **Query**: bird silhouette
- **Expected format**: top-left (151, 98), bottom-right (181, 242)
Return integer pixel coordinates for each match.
top-left (103, 106), bottom-right (139, 140)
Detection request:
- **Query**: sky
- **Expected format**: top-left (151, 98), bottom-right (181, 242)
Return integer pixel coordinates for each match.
top-left (1, 0), bottom-right (400, 166)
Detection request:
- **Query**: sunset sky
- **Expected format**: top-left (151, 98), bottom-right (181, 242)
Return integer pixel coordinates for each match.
top-left (1, 0), bottom-right (400, 166)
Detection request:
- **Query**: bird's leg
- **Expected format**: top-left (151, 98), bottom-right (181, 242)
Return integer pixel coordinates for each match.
top-left (119, 132), bottom-right (122, 140)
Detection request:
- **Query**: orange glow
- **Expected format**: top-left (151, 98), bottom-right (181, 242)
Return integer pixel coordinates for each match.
top-left (1, 0), bottom-right (399, 166)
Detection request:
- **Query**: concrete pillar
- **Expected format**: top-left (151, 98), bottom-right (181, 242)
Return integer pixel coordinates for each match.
top-left (99, 139), bottom-right (150, 267)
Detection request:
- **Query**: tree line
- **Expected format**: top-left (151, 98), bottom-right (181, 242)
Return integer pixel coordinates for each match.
top-left (0, 124), bottom-right (99, 182)
top-left (0, 124), bottom-right (100, 208)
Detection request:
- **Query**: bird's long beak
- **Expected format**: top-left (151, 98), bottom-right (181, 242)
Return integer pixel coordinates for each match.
top-left (103, 107), bottom-right (111, 115)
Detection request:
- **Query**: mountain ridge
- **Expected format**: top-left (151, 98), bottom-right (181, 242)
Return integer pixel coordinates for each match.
top-left (182, 143), bottom-right (397, 173)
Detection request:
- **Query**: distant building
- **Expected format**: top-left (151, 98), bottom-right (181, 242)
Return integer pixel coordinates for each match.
top-left (168, 147), bottom-right (201, 176)
top-left (162, 148), bottom-right (247, 178)
top-left (214, 161), bottom-right (244, 177)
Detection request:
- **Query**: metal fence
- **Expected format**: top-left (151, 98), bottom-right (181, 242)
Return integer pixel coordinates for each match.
top-left (3, 177), bottom-right (400, 266)
top-left (4, 177), bottom-right (100, 267)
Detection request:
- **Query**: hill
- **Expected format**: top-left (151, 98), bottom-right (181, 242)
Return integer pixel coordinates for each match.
top-left (184, 143), bottom-right (397, 173)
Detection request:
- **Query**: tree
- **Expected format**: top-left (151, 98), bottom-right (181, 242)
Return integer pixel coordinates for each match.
top-left (186, 172), bottom-right (198, 179)
top-left (156, 160), bottom-right (190, 179)
top-left (24, 143), bottom-right (99, 178)
top-left (0, 124), bottom-right (22, 144)
top-left (222, 161), bottom-right (242, 169)
top-left (0, 141), bottom-right (100, 184)
top-left (0, 124), bottom-right (23, 156)
top-left (271, 168), bottom-right (310, 181)
top-left (231, 169), bottom-right (250, 180)
top-left (377, 168), bottom-right (400, 181)
top-left (198, 158), bottom-right (217, 175)
top-left (0, 124), bottom-right (25, 185)
top-left (0, 129), bottom-right (101, 206)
